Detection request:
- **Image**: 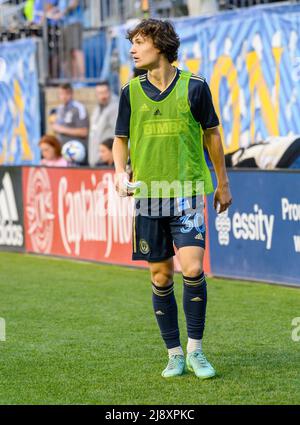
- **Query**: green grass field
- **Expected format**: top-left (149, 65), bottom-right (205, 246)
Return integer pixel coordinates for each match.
top-left (0, 251), bottom-right (299, 405)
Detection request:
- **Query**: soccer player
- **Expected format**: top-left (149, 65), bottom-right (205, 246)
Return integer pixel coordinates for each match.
top-left (113, 19), bottom-right (232, 379)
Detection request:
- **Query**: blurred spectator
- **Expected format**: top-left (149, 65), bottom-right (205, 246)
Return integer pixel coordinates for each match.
top-left (24, 0), bottom-right (58, 25)
top-left (95, 138), bottom-right (114, 168)
top-left (32, 0), bottom-right (48, 24)
top-left (88, 81), bottom-right (118, 166)
top-left (52, 82), bottom-right (89, 161)
top-left (39, 134), bottom-right (68, 166)
top-left (23, 1), bottom-right (61, 77)
top-left (44, 3), bottom-right (64, 79)
top-left (56, 0), bottom-right (85, 79)
top-left (24, 0), bottom-right (35, 21)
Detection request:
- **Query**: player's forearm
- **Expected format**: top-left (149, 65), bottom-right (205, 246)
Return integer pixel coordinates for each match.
top-left (113, 136), bottom-right (129, 173)
top-left (67, 127), bottom-right (88, 138)
top-left (204, 127), bottom-right (229, 187)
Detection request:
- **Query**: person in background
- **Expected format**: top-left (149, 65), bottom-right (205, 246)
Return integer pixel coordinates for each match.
top-left (95, 138), bottom-right (114, 168)
top-left (31, 0), bottom-right (57, 25)
top-left (56, 0), bottom-right (85, 79)
top-left (39, 134), bottom-right (68, 166)
top-left (52, 82), bottom-right (89, 162)
top-left (88, 81), bottom-right (118, 166)
top-left (24, 0), bottom-right (35, 22)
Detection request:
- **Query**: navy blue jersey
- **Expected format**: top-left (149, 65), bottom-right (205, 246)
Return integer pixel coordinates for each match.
top-left (115, 68), bottom-right (219, 137)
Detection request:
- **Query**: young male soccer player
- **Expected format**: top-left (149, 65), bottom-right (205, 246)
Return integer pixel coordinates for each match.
top-left (113, 19), bottom-right (232, 379)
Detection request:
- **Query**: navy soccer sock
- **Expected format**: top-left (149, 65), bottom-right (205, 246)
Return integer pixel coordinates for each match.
top-left (183, 273), bottom-right (207, 340)
top-left (152, 282), bottom-right (181, 349)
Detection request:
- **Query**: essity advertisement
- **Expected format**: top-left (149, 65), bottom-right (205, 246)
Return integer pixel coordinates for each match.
top-left (207, 170), bottom-right (300, 286)
top-left (22, 167), bottom-right (142, 266)
top-left (0, 167), bottom-right (24, 251)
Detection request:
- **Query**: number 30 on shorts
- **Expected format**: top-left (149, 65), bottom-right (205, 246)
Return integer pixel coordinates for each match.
top-left (179, 213), bottom-right (205, 234)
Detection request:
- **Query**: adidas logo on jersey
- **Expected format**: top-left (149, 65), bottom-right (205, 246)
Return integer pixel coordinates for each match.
top-left (140, 103), bottom-right (150, 112)
top-left (195, 233), bottom-right (204, 240)
top-left (154, 109), bottom-right (162, 116)
top-left (155, 310), bottom-right (165, 316)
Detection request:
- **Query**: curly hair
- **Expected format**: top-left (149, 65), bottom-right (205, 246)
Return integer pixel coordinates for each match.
top-left (127, 19), bottom-right (180, 63)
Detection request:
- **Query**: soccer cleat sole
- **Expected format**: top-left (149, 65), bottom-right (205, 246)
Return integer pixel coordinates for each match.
top-left (161, 371), bottom-right (184, 378)
top-left (161, 368), bottom-right (185, 378)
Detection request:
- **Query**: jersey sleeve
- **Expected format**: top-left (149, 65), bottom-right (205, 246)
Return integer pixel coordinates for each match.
top-left (71, 101), bottom-right (89, 128)
top-left (76, 107), bottom-right (89, 128)
top-left (115, 84), bottom-right (131, 137)
top-left (189, 78), bottom-right (219, 130)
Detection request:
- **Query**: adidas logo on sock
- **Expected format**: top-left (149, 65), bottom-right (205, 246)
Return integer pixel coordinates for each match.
top-left (154, 109), bottom-right (162, 116)
top-left (195, 233), bottom-right (203, 240)
top-left (140, 103), bottom-right (150, 112)
top-left (155, 310), bottom-right (165, 315)
top-left (191, 297), bottom-right (202, 302)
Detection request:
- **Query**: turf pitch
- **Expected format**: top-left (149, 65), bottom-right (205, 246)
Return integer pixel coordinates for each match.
top-left (0, 252), bottom-right (299, 405)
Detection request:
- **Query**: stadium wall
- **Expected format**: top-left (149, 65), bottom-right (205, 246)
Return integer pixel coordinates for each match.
top-left (117, 3), bottom-right (300, 155)
top-left (207, 169), bottom-right (300, 286)
top-left (0, 167), bottom-right (24, 251)
top-left (0, 166), bottom-right (299, 286)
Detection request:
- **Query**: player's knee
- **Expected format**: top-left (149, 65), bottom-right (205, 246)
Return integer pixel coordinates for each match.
top-left (151, 271), bottom-right (173, 287)
top-left (181, 265), bottom-right (203, 278)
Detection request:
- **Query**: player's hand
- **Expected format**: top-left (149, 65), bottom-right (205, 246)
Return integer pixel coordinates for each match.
top-left (114, 172), bottom-right (129, 197)
top-left (114, 172), bottom-right (141, 197)
top-left (214, 181), bottom-right (232, 214)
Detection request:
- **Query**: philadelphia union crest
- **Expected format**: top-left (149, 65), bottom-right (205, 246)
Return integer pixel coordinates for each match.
top-left (139, 239), bottom-right (150, 254)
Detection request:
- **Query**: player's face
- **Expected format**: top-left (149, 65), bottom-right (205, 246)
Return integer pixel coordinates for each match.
top-left (130, 34), bottom-right (161, 70)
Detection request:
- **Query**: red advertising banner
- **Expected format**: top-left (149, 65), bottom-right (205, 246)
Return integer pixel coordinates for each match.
top-left (22, 167), bottom-right (211, 273)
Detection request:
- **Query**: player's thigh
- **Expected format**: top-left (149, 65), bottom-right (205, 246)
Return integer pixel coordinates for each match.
top-left (178, 246), bottom-right (204, 277)
top-left (132, 215), bottom-right (175, 263)
top-left (149, 257), bottom-right (174, 287)
top-left (170, 202), bottom-right (206, 276)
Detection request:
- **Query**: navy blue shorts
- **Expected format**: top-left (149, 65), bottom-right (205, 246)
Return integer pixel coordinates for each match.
top-left (132, 197), bottom-right (206, 262)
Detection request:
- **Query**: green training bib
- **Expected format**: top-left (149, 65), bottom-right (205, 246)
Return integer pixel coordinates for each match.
top-left (129, 70), bottom-right (214, 198)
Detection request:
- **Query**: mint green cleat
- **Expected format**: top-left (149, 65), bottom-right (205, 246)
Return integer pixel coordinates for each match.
top-left (186, 351), bottom-right (216, 379)
top-left (161, 355), bottom-right (185, 378)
